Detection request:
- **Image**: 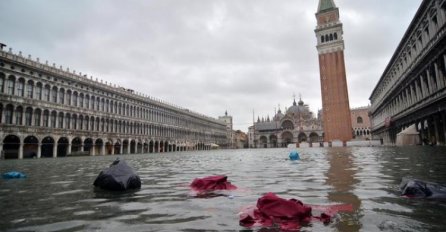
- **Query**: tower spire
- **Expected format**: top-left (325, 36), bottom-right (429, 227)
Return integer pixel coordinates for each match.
top-left (317, 0), bottom-right (336, 13)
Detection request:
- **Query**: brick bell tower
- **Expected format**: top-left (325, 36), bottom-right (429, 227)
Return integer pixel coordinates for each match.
top-left (315, 0), bottom-right (352, 142)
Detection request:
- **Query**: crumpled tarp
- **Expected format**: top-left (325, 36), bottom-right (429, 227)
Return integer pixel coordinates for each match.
top-left (93, 159), bottom-right (141, 191)
top-left (190, 175), bottom-right (237, 192)
top-left (239, 192), bottom-right (352, 230)
top-left (400, 177), bottom-right (446, 198)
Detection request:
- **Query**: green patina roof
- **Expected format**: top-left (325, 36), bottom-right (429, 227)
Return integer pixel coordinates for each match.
top-left (318, 0), bottom-right (336, 12)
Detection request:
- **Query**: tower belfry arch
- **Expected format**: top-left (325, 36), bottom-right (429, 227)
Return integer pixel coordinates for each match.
top-left (314, 0), bottom-right (352, 142)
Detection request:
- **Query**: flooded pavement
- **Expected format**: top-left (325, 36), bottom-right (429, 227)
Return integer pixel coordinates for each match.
top-left (1, 147), bottom-right (446, 231)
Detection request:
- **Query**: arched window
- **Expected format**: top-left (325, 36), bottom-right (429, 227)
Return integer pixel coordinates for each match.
top-left (79, 115), bottom-right (84, 130)
top-left (66, 114), bottom-right (71, 129)
top-left (25, 107), bottom-right (32, 126)
top-left (66, 90), bottom-right (72, 106)
top-left (51, 111), bottom-right (57, 128)
top-left (59, 89), bottom-right (65, 104)
top-left (334, 32), bottom-right (338, 40)
top-left (0, 73), bottom-right (4, 93)
top-left (96, 117), bottom-right (100, 131)
top-left (36, 83), bottom-right (42, 100)
top-left (90, 117), bottom-right (94, 131)
top-left (72, 114), bottom-right (77, 130)
top-left (5, 104), bottom-right (14, 124)
top-left (79, 93), bottom-right (84, 108)
top-left (7, 76), bottom-right (15, 95)
top-left (27, 80), bottom-right (34, 98)
top-left (85, 95), bottom-right (90, 109)
top-left (325, 35), bottom-right (329, 43)
top-left (91, 96), bottom-right (95, 109)
top-left (330, 34), bottom-right (334, 41)
top-left (34, 108), bottom-right (41, 126)
top-left (51, 87), bottom-right (58, 103)
top-left (101, 99), bottom-right (105, 112)
top-left (43, 110), bottom-right (49, 127)
top-left (85, 116), bottom-right (89, 130)
top-left (16, 78), bottom-right (25, 97)
top-left (321, 36), bottom-right (325, 43)
top-left (72, 92), bottom-right (78, 107)
top-left (15, 106), bottom-right (23, 125)
top-left (44, 85), bottom-right (51, 101)
top-left (357, 116), bottom-right (363, 124)
top-left (281, 120), bottom-right (294, 130)
top-left (58, 112), bottom-right (64, 128)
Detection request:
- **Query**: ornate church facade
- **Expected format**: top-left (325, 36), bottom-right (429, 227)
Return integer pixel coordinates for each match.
top-left (248, 98), bottom-right (324, 148)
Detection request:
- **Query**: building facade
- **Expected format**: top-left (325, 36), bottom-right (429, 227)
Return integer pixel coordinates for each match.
top-left (351, 106), bottom-right (371, 140)
top-left (369, 0), bottom-right (446, 145)
top-left (218, 111), bottom-right (234, 148)
top-left (233, 130), bottom-right (248, 149)
top-left (0, 47), bottom-right (227, 159)
top-left (315, 0), bottom-right (353, 142)
top-left (250, 98), bottom-right (324, 148)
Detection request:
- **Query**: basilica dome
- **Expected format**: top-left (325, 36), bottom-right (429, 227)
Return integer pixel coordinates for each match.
top-left (286, 98), bottom-right (310, 115)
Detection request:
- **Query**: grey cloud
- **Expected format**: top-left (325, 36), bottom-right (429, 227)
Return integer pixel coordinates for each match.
top-left (0, 0), bottom-right (422, 131)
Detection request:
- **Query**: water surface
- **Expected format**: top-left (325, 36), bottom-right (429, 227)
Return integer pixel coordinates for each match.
top-left (1, 147), bottom-right (446, 231)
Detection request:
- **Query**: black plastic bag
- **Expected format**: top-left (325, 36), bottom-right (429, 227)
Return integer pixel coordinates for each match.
top-left (94, 158), bottom-right (141, 191)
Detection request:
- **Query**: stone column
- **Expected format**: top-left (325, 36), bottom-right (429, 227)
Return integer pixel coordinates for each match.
top-left (442, 112), bottom-right (446, 146)
top-left (434, 62), bottom-right (444, 89)
top-left (426, 70), bottom-right (433, 94)
top-left (80, 143), bottom-right (84, 152)
top-left (420, 75), bottom-right (427, 98)
top-left (427, 118), bottom-right (432, 145)
top-left (67, 143), bottom-right (72, 155)
top-left (415, 82), bottom-right (421, 102)
top-left (119, 144), bottom-right (123, 155)
top-left (91, 145), bottom-right (95, 156)
top-left (127, 141), bottom-right (131, 154)
top-left (37, 142), bottom-right (41, 158)
top-left (434, 114), bottom-right (440, 145)
top-left (53, 143), bottom-right (57, 158)
top-left (101, 143), bottom-right (105, 155)
top-left (111, 144), bottom-right (115, 155)
top-left (18, 142), bottom-right (23, 159)
top-left (0, 142), bottom-right (3, 159)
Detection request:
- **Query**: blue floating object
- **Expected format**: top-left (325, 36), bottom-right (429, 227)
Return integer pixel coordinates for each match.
top-left (2, 171), bottom-right (27, 179)
top-left (289, 151), bottom-right (300, 161)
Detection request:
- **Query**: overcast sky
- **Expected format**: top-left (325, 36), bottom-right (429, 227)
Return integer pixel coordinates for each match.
top-left (0, 0), bottom-right (421, 132)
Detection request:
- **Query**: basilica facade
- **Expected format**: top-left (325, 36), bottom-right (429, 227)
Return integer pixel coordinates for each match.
top-left (248, 98), bottom-right (324, 148)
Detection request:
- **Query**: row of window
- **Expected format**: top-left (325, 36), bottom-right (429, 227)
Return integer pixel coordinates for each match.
top-left (372, 2), bottom-right (445, 104)
top-left (0, 104), bottom-right (226, 141)
top-left (0, 72), bottom-right (224, 132)
top-left (385, 56), bottom-right (446, 120)
top-left (320, 32), bottom-right (338, 43)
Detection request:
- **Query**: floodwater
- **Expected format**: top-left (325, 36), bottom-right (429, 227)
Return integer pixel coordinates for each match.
top-left (1, 147), bottom-right (446, 232)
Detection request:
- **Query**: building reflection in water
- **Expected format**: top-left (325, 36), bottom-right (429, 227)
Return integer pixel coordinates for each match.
top-left (325, 148), bottom-right (362, 231)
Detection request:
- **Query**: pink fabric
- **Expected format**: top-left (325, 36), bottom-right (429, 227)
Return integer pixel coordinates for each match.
top-left (190, 175), bottom-right (237, 192)
top-left (240, 192), bottom-right (353, 230)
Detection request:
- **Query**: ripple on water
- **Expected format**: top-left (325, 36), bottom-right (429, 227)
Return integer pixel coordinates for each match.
top-left (52, 189), bottom-right (87, 196)
top-left (2, 147), bottom-right (446, 232)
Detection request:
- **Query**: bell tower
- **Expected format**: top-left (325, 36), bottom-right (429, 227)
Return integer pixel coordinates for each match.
top-left (315, 0), bottom-right (352, 142)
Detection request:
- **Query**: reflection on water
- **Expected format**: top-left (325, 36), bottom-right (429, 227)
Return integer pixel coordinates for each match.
top-left (325, 148), bottom-right (361, 231)
top-left (1, 147), bottom-right (446, 231)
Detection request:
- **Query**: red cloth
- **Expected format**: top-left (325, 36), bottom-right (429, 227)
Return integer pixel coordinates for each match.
top-left (190, 175), bottom-right (237, 192)
top-left (240, 193), bottom-right (350, 230)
